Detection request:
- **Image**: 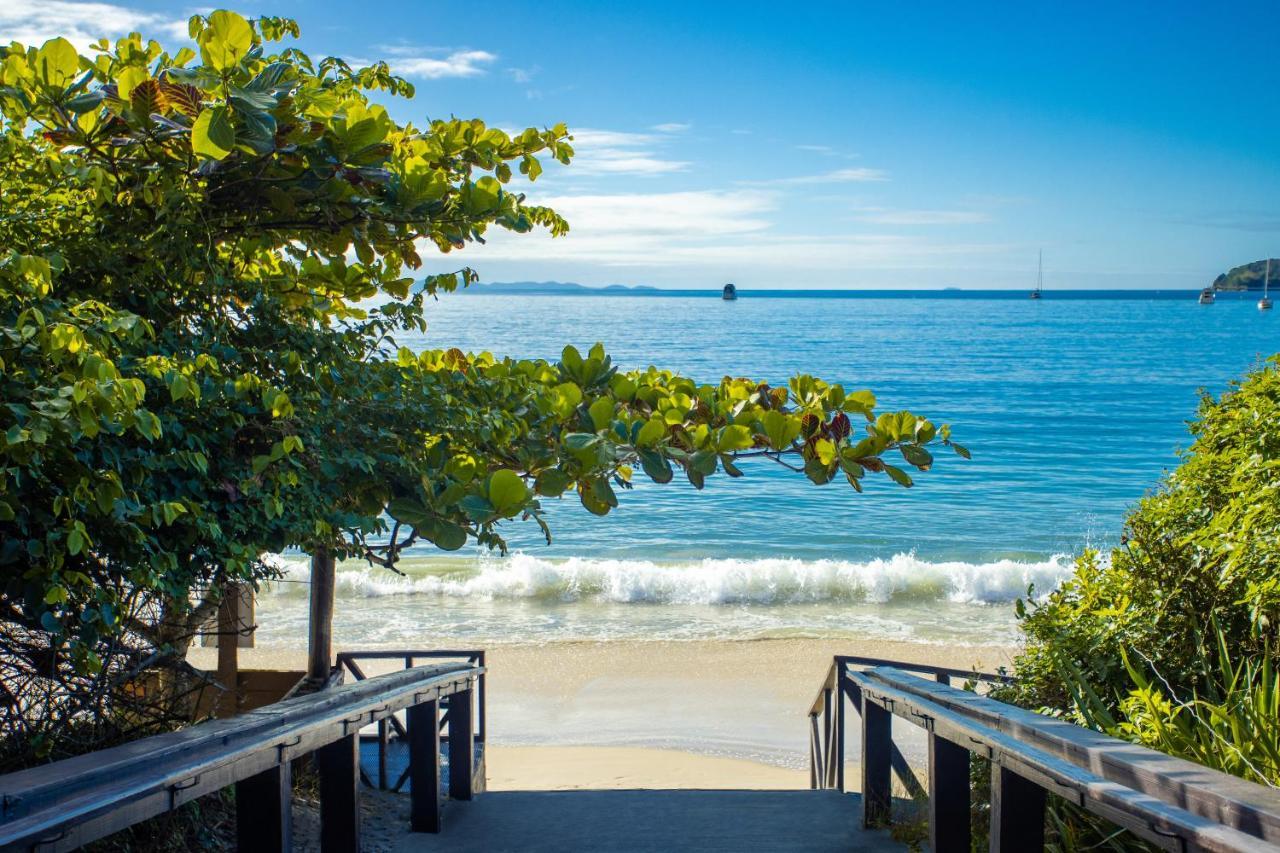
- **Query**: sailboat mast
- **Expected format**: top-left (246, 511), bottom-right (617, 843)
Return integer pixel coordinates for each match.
top-left (1267, 259), bottom-right (1272, 299)
top-left (1037, 250), bottom-right (1043, 293)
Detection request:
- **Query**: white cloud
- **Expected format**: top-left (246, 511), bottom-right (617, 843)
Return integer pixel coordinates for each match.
top-left (855, 208), bottom-right (990, 225)
top-left (567, 128), bottom-right (690, 176)
top-left (455, 189), bottom-right (1002, 274)
top-left (651, 122), bottom-right (691, 133)
top-left (749, 167), bottom-right (889, 185)
top-left (393, 50), bottom-right (497, 79)
top-left (0, 0), bottom-right (188, 52)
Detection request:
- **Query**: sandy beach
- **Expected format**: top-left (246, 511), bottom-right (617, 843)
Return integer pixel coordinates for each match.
top-left (191, 638), bottom-right (1016, 789)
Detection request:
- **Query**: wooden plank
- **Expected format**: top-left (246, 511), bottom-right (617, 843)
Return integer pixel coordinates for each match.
top-left (317, 734), bottom-right (360, 853)
top-left (865, 666), bottom-right (1280, 844)
top-left (861, 695), bottom-right (892, 828)
top-left (851, 670), bottom-right (1280, 853)
top-left (929, 733), bottom-right (970, 853)
top-left (307, 550), bottom-right (336, 682)
top-left (448, 689), bottom-right (475, 801)
top-left (990, 764), bottom-right (1044, 852)
top-left (236, 761), bottom-right (291, 853)
top-left (408, 699), bottom-right (442, 833)
top-left (0, 663), bottom-right (480, 852)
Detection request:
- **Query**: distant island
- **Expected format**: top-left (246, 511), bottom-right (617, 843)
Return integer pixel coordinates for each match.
top-left (1212, 259), bottom-right (1280, 292)
top-left (463, 281), bottom-right (661, 295)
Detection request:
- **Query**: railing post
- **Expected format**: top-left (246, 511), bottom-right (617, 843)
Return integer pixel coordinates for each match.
top-left (448, 686), bottom-right (475, 801)
top-left (317, 733), bottom-right (360, 852)
top-left (236, 761), bottom-right (291, 852)
top-left (928, 734), bottom-right (971, 852)
top-left (861, 698), bottom-right (892, 828)
top-left (377, 718), bottom-right (389, 790)
top-left (990, 764), bottom-right (1045, 852)
top-left (307, 550), bottom-right (336, 683)
top-left (409, 699), bottom-right (442, 833)
top-left (835, 671), bottom-right (846, 792)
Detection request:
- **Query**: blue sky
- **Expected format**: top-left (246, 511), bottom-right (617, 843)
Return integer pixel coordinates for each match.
top-left (9, 1), bottom-right (1280, 289)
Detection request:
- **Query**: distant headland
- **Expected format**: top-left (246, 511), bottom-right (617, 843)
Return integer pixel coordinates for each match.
top-left (465, 281), bottom-right (660, 295)
top-left (1212, 259), bottom-right (1280, 292)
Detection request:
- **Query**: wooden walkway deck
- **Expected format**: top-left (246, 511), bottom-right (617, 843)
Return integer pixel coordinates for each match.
top-left (387, 790), bottom-right (903, 852)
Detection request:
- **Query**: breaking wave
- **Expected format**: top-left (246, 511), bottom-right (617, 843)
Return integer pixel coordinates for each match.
top-left (265, 552), bottom-right (1074, 606)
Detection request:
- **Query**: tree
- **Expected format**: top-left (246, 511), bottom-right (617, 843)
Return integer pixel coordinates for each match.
top-left (0, 12), bottom-right (966, 760)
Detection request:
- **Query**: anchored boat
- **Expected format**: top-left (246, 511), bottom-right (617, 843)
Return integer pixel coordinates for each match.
top-left (1198, 288), bottom-right (1215, 305)
top-left (1260, 260), bottom-right (1273, 310)
top-left (722, 283), bottom-right (737, 300)
top-left (1030, 250), bottom-right (1043, 299)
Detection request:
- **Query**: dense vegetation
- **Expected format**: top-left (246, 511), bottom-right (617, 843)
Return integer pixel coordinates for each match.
top-left (0, 12), bottom-right (966, 765)
top-left (1006, 359), bottom-right (1280, 848)
top-left (1212, 258), bottom-right (1280, 291)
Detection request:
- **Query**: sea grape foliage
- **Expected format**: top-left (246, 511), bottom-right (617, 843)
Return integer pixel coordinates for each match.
top-left (0, 12), bottom-right (967, 670)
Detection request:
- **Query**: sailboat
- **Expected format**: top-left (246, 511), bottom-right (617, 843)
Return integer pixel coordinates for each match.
top-left (1030, 250), bottom-right (1043, 299)
top-left (1260, 260), bottom-right (1273, 311)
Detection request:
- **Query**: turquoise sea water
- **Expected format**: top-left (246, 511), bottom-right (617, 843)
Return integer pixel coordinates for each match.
top-left (257, 292), bottom-right (1279, 648)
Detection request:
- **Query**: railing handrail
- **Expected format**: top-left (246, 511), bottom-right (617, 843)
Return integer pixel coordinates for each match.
top-left (847, 666), bottom-right (1280, 851)
top-left (0, 661), bottom-right (482, 852)
top-left (807, 653), bottom-right (1012, 719)
top-left (859, 667), bottom-right (1280, 846)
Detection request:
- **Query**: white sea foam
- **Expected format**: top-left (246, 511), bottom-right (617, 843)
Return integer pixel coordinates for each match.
top-left (264, 552), bottom-right (1074, 606)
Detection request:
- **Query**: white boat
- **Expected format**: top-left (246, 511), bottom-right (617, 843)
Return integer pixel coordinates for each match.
top-left (1261, 260), bottom-right (1273, 311)
top-left (1030, 250), bottom-right (1042, 299)
top-left (1198, 288), bottom-right (1215, 305)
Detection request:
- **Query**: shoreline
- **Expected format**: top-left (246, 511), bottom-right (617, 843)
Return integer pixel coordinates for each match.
top-left (192, 636), bottom-right (1017, 786)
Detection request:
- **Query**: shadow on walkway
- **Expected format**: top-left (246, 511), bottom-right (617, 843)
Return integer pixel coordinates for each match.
top-left (390, 789), bottom-right (904, 852)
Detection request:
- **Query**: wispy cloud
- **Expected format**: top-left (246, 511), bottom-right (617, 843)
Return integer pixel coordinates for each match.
top-left (567, 128), bottom-right (690, 176)
top-left (1168, 211), bottom-right (1280, 233)
top-left (0, 0), bottom-right (188, 51)
top-left (854, 208), bottom-right (990, 225)
top-left (507, 66), bottom-right (537, 84)
top-left (651, 122), bottom-right (691, 133)
top-left (459, 189), bottom-right (1003, 273)
top-left (391, 49), bottom-right (497, 79)
top-left (747, 167), bottom-right (889, 185)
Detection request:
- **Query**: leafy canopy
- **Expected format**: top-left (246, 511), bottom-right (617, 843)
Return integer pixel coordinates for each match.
top-left (0, 12), bottom-right (966, 669)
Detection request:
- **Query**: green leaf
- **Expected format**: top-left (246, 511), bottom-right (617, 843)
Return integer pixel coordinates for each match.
top-left (951, 442), bottom-right (971, 460)
top-left (901, 445), bottom-right (933, 469)
top-left (429, 521), bottom-right (468, 551)
top-left (198, 10), bottom-right (254, 72)
top-left (44, 585), bottom-right (68, 605)
top-left (563, 432), bottom-right (599, 451)
top-left (534, 469), bottom-right (571, 497)
top-left (487, 469), bottom-right (530, 514)
top-left (36, 38), bottom-right (80, 89)
top-left (192, 106), bottom-right (235, 160)
top-left (762, 410), bottom-right (801, 450)
top-left (814, 438), bottom-right (837, 466)
top-left (717, 424), bottom-right (754, 452)
top-left (588, 397), bottom-right (614, 432)
top-left (638, 449), bottom-right (673, 484)
top-left (386, 498), bottom-right (433, 527)
top-left (636, 418), bottom-right (666, 448)
top-left (884, 464), bottom-right (914, 487)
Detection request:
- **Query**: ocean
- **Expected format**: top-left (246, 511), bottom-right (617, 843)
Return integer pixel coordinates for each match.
top-left (257, 291), bottom-right (1279, 649)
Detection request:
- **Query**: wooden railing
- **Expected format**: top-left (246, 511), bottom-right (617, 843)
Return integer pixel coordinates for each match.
top-left (807, 655), bottom-right (1011, 794)
top-left (0, 660), bottom-right (482, 852)
top-left (335, 649), bottom-right (486, 793)
top-left (808, 660), bottom-right (1280, 851)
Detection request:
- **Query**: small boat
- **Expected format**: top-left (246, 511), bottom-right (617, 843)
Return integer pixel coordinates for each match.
top-left (1261, 260), bottom-right (1273, 311)
top-left (1030, 250), bottom-right (1043, 299)
top-left (1198, 288), bottom-right (1215, 305)
top-left (722, 283), bottom-right (737, 301)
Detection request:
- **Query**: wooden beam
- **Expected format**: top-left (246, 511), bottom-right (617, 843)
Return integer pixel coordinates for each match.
top-left (990, 764), bottom-right (1045, 852)
top-left (307, 550), bottom-right (336, 682)
top-left (215, 583), bottom-right (241, 718)
top-left (408, 699), bottom-right (442, 832)
top-left (861, 696), bottom-right (892, 828)
top-left (929, 733), bottom-right (971, 853)
top-left (447, 688), bottom-right (474, 801)
top-left (317, 733), bottom-right (360, 853)
top-left (236, 761), bottom-right (292, 853)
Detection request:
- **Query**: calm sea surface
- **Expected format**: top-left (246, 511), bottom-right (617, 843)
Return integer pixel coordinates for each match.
top-left (259, 291), bottom-right (1280, 648)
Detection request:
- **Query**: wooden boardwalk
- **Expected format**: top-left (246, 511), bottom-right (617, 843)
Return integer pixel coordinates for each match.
top-left (388, 790), bottom-right (903, 852)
